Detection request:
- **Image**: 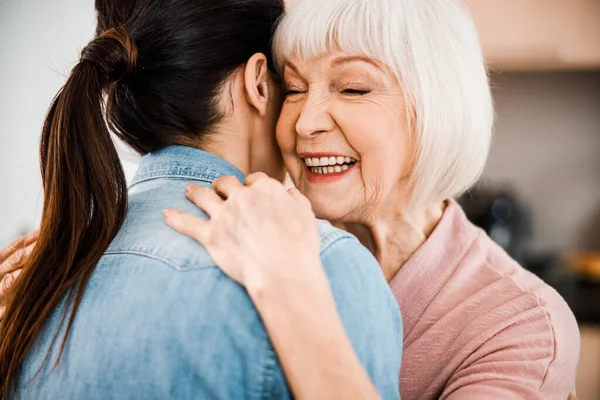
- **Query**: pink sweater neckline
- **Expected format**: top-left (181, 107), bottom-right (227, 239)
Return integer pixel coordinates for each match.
top-left (388, 200), bottom-right (478, 339)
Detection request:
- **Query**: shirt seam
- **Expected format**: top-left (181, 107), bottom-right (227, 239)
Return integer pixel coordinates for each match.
top-left (475, 239), bottom-right (556, 390)
top-left (534, 293), bottom-right (557, 390)
top-left (105, 234), bottom-right (354, 269)
top-left (479, 273), bottom-right (556, 391)
top-left (103, 250), bottom-right (217, 271)
top-left (130, 174), bottom-right (215, 188)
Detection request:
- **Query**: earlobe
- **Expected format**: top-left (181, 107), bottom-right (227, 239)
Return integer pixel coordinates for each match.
top-left (244, 53), bottom-right (270, 118)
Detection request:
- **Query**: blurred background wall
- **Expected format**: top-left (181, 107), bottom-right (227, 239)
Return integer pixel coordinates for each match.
top-left (484, 71), bottom-right (600, 253)
top-left (0, 0), bottom-right (139, 247)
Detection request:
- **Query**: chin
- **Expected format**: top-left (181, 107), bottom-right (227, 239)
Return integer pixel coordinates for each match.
top-left (308, 196), bottom-right (352, 222)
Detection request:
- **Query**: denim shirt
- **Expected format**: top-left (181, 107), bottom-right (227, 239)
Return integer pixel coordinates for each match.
top-left (17, 146), bottom-right (402, 400)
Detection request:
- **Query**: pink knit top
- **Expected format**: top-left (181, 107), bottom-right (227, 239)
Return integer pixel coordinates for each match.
top-left (389, 201), bottom-right (580, 399)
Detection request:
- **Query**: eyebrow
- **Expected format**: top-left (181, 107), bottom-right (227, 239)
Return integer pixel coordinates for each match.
top-left (330, 56), bottom-right (382, 70)
top-left (284, 56), bottom-right (382, 75)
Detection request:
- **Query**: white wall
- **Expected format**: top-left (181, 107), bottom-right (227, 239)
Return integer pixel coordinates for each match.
top-left (0, 0), bottom-right (139, 247)
top-left (484, 72), bottom-right (600, 253)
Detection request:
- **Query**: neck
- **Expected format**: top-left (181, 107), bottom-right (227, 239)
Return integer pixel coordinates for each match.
top-left (200, 124), bottom-right (252, 176)
top-left (186, 103), bottom-right (258, 176)
top-left (334, 197), bottom-right (446, 282)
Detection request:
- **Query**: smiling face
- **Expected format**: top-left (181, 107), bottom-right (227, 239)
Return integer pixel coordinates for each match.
top-left (276, 51), bottom-right (413, 222)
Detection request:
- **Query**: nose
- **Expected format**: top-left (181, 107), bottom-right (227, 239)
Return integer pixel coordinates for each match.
top-left (295, 94), bottom-right (335, 139)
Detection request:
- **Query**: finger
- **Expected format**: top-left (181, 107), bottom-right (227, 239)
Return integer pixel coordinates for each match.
top-left (287, 188), bottom-right (312, 209)
top-left (247, 174), bottom-right (286, 195)
top-left (185, 184), bottom-right (224, 217)
top-left (0, 229), bottom-right (39, 264)
top-left (163, 209), bottom-right (210, 244)
top-left (0, 243), bottom-right (35, 275)
top-left (212, 176), bottom-right (244, 200)
top-left (244, 172), bottom-right (270, 186)
top-left (0, 269), bottom-right (22, 294)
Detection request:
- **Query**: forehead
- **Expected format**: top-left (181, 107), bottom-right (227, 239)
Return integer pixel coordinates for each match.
top-left (285, 51), bottom-right (384, 70)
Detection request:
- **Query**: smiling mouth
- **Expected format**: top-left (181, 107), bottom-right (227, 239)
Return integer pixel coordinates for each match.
top-left (302, 156), bottom-right (357, 175)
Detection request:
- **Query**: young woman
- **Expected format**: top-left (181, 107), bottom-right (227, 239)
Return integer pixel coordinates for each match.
top-left (0, 1), bottom-right (402, 398)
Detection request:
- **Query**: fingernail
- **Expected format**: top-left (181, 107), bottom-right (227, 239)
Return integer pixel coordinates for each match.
top-left (163, 209), bottom-right (171, 219)
top-left (185, 185), bottom-right (192, 194)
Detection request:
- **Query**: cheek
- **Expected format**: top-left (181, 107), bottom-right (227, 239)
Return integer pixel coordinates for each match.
top-left (276, 105), bottom-right (303, 173)
top-left (339, 113), bottom-right (410, 193)
top-left (275, 106), bottom-right (296, 153)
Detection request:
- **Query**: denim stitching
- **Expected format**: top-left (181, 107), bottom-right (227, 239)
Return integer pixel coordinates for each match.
top-left (103, 251), bottom-right (216, 271)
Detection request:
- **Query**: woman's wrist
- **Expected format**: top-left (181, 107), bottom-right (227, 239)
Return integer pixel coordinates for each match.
top-left (245, 256), bottom-right (329, 307)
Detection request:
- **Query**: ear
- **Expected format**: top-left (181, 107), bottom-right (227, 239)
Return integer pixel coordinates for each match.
top-left (243, 53), bottom-right (270, 118)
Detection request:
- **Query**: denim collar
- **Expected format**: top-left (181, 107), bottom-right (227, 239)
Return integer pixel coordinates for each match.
top-left (130, 145), bottom-right (245, 187)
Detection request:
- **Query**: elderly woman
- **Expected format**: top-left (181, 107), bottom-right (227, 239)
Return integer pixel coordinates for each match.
top-left (164, 0), bottom-right (580, 398)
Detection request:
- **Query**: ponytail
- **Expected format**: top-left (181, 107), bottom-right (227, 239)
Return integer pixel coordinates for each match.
top-left (0, 28), bottom-right (135, 396)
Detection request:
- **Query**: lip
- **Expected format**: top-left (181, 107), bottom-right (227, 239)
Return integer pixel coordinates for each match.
top-left (303, 160), bottom-right (358, 184)
top-left (298, 152), bottom-right (359, 184)
top-left (298, 152), bottom-right (355, 159)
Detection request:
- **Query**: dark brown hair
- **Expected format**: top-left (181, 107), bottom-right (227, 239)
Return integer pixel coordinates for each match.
top-left (95, 0), bottom-right (140, 35)
top-left (0, 0), bottom-right (284, 396)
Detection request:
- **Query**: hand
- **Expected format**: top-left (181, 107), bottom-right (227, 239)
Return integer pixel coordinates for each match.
top-left (0, 230), bottom-right (38, 320)
top-left (164, 173), bottom-right (322, 293)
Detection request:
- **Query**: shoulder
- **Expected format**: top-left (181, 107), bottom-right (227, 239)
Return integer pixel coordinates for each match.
top-left (458, 230), bottom-right (580, 395)
top-left (316, 221), bottom-right (394, 294)
top-left (316, 221), bottom-right (392, 296)
top-left (107, 179), bottom-right (217, 271)
top-left (395, 202), bottom-right (578, 397)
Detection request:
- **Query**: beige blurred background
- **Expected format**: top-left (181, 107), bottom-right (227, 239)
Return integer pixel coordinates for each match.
top-left (1, 0), bottom-right (599, 397)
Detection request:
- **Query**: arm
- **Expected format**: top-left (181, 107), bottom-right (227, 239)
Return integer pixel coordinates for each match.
top-left (249, 236), bottom-right (402, 400)
top-left (249, 260), bottom-right (382, 400)
top-left (164, 174), bottom-right (401, 399)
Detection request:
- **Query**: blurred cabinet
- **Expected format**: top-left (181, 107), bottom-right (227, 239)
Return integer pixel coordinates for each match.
top-left (464, 0), bottom-right (600, 70)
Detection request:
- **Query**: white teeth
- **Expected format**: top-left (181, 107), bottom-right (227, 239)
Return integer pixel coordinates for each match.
top-left (304, 156), bottom-right (357, 167)
top-left (309, 163), bottom-right (354, 175)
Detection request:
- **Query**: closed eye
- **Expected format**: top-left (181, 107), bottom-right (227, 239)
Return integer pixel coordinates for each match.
top-left (342, 88), bottom-right (370, 96)
top-left (285, 89), bottom-right (303, 97)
